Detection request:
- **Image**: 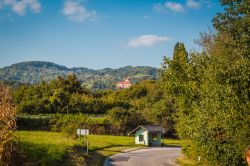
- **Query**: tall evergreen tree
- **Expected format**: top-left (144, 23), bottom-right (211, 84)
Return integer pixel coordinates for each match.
top-left (173, 42), bottom-right (188, 64)
top-left (161, 42), bottom-right (189, 96)
top-left (160, 42), bottom-right (192, 139)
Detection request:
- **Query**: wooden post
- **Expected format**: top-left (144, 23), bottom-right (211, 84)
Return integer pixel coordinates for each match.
top-left (86, 137), bottom-right (89, 155)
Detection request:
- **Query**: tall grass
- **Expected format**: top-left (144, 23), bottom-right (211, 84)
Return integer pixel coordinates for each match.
top-left (0, 85), bottom-right (16, 165)
top-left (16, 131), bottom-right (81, 165)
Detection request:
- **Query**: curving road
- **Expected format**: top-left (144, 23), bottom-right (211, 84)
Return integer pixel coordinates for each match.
top-left (104, 147), bottom-right (182, 166)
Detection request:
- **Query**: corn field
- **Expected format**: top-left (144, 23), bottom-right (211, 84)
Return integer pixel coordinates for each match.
top-left (0, 85), bottom-right (16, 165)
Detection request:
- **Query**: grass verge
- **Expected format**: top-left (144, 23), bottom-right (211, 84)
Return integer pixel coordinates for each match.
top-left (16, 131), bottom-right (182, 166)
top-left (176, 156), bottom-right (209, 166)
top-left (15, 131), bottom-right (139, 165)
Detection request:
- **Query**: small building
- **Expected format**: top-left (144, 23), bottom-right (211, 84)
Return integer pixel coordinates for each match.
top-left (116, 78), bottom-right (132, 89)
top-left (128, 125), bottom-right (165, 146)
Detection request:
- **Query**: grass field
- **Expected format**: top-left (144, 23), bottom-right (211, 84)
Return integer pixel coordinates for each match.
top-left (16, 131), bottom-right (182, 166)
top-left (16, 131), bottom-right (81, 165)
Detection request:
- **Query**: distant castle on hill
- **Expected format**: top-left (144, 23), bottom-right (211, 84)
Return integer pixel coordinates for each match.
top-left (116, 78), bottom-right (132, 89)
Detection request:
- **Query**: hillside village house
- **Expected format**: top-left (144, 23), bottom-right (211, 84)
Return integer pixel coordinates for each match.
top-left (128, 125), bottom-right (165, 146)
top-left (116, 78), bottom-right (131, 89)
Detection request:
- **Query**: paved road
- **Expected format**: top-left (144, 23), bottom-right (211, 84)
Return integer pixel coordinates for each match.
top-left (104, 147), bottom-right (182, 166)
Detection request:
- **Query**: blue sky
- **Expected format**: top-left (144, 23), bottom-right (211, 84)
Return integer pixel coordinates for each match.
top-left (0, 0), bottom-right (222, 69)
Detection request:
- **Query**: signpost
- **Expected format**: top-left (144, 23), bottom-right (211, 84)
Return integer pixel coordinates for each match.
top-left (77, 129), bottom-right (89, 155)
top-left (77, 129), bottom-right (89, 137)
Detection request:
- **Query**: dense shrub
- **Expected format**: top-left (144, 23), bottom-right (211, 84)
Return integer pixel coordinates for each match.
top-left (50, 114), bottom-right (114, 136)
top-left (16, 114), bottom-right (51, 131)
top-left (107, 107), bottom-right (146, 135)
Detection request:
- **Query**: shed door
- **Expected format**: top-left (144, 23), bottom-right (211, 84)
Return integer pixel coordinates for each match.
top-left (151, 133), bottom-right (158, 141)
top-left (139, 134), bottom-right (144, 142)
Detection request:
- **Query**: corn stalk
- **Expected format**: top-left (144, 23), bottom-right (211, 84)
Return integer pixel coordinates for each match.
top-left (0, 85), bottom-right (16, 165)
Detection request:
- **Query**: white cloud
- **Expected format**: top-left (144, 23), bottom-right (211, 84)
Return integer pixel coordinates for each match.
top-left (62, 0), bottom-right (96, 22)
top-left (127, 35), bottom-right (171, 48)
top-left (154, 0), bottom-right (206, 13)
top-left (153, 3), bottom-right (165, 13)
top-left (186, 0), bottom-right (201, 9)
top-left (165, 1), bottom-right (185, 12)
top-left (0, 0), bottom-right (41, 15)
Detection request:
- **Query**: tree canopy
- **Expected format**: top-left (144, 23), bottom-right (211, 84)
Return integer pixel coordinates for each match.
top-left (160, 0), bottom-right (250, 165)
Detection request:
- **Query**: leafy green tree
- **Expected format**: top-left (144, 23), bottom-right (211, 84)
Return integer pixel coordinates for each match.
top-left (68, 93), bottom-right (84, 113)
top-left (194, 33), bottom-right (250, 166)
top-left (107, 107), bottom-right (144, 135)
top-left (151, 98), bottom-right (176, 137)
top-left (161, 34), bottom-right (250, 165)
top-left (213, 0), bottom-right (250, 58)
top-left (168, 27), bottom-right (250, 166)
top-left (65, 74), bottom-right (82, 93)
top-left (49, 88), bottom-right (69, 113)
top-left (161, 42), bottom-right (189, 96)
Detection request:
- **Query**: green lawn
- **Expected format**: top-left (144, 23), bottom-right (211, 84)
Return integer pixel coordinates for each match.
top-left (16, 131), bottom-right (81, 165)
top-left (16, 131), bottom-right (182, 166)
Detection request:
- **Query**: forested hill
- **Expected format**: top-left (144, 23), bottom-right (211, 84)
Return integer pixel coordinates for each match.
top-left (0, 61), bottom-right (159, 90)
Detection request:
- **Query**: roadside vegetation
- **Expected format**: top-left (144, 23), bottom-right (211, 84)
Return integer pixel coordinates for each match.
top-left (15, 131), bottom-right (182, 166)
top-left (176, 157), bottom-right (199, 166)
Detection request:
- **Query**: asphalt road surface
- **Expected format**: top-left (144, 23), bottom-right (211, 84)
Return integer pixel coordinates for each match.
top-left (104, 147), bottom-right (182, 166)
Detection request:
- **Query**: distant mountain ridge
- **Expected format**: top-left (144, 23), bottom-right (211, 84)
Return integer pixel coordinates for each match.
top-left (0, 61), bottom-right (159, 90)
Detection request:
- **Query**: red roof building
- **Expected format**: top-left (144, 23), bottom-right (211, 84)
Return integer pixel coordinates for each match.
top-left (116, 78), bottom-right (132, 89)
